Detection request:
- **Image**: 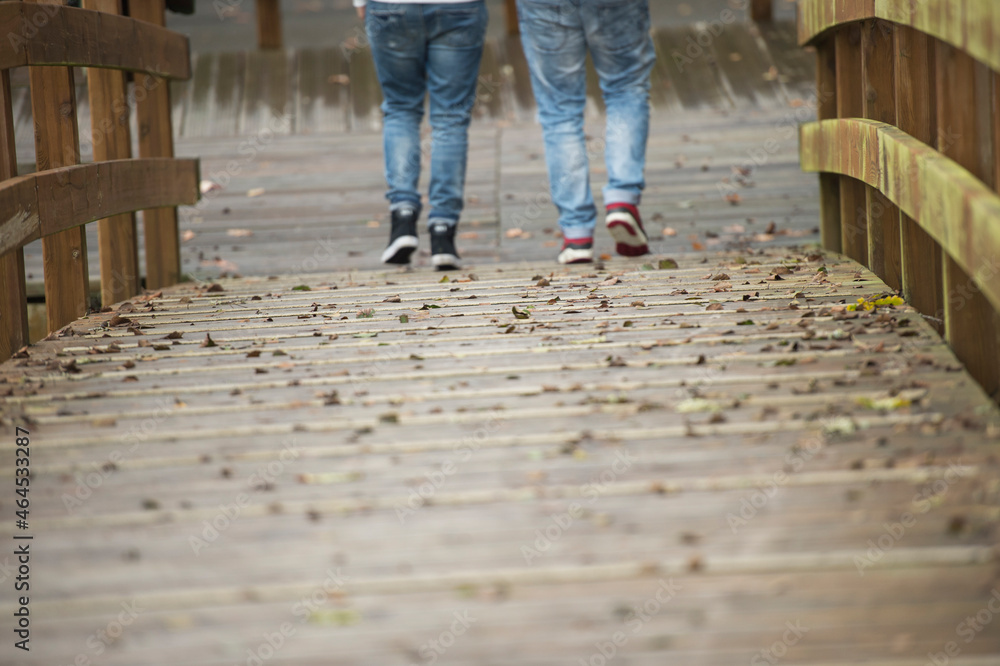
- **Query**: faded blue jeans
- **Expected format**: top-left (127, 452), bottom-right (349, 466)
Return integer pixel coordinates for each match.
top-left (366, 1), bottom-right (488, 228)
top-left (518, 0), bottom-right (655, 240)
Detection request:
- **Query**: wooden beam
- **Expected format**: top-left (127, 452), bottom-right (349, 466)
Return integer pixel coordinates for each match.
top-left (130, 0), bottom-right (184, 290)
top-left (936, 42), bottom-right (999, 399)
top-left (798, 0), bottom-right (1000, 77)
top-left (815, 37), bottom-right (841, 253)
top-left (0, 159), bottom-right (199, 258)
top-left (751, 0), bottom-right (773, 23)
top-left (834, 24), bottom-right (867, 264)
top-left (894, 26), bottom-right (942, 334)
top-left (83, 0), bottom-right (139, 307)
top-left (505, 0), bottom-right (519, 36)
top-left (0, 1), bottom-right (190, 79)
top-left (30, 59), bottom-right (89, 334)
top-left (0, 68), bottom-right (26, 361)
top-left (256, 0), bottom-right (283, 50)
top-left (861, 18), bottom-right (901, 291)
top-left (800, 119), bottom-right (1000, 316)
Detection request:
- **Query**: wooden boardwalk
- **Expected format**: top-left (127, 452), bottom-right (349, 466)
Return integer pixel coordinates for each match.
top-left (4, 12), bottom-right (1000, 666)
top-left (4, 250), bottom-right (1000, 665)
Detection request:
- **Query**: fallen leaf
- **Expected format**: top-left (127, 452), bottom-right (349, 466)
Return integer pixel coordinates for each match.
top-left (706, 303), bottom-right (724, 311)
top-left (227, 228), bottom-right (254, 238)
top-left (181, 230), bottom-right (196, 242)
top-left (201, 334), bottom-right (217, 348)
top-left (512, 306), bottom-right (531, 320)
top-left (247, 187), bottom-right (266, 197)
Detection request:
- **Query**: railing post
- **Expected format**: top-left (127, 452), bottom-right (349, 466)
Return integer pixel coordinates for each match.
top-left (835, 23), bottom-right (867, 264)
top-left (83, 0), bottom-right (140, 306)
top-left (894, 26), bottom-right (943, 334)
top-left (751, 0), bottom-right (773, 23)
top-left (816, 36), bottom-right (841, 253)
top-left (28, 0), bottom-right (89, 333)
top-left (256, 0), bottom-right (283, 50)
top-left (861, 18), bottom-right (901, 291)
top-left (505, 0), bottom-right (519, 36)
top-left (0, 69), bottom-right (26, 360)
top-left (131, 0), bottom-right (183, 290)
top-left (936, 42), bottom-right (1000, 399)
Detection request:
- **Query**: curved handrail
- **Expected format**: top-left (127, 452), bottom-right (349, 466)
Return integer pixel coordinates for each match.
top-left (800, 118), bottom-right (1000, 313)
top-left (0, 2), bottom-right (190, 78)
top-left (798, 0), bottom-right (1000, 74)
top-left (0, 158), bottom-right (199, 257)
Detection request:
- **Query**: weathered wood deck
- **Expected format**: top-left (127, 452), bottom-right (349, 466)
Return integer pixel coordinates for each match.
top-left (4, 249), bottom-right (1000, 665)
top-left (3, 10), bottom-right (1000, 666)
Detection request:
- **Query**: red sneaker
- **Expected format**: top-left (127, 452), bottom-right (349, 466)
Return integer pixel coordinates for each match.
top-left (605, 203), bottom-right (650, 257)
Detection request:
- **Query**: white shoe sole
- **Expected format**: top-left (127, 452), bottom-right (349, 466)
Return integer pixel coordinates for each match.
top-left (432, 253), bottom-right (460, 270)
top-left (557, 247), bottom-right (594, 264)
top-left (381, 235), bottom-right (418, 264)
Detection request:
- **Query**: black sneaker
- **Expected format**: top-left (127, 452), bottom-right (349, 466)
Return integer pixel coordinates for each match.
top-left (381, 206), bottom-right (419, 265)
top-left (429, 221), bottom-right (460, 270)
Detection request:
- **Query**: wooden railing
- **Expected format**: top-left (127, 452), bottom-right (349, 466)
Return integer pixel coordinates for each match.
top-left (0, 0), bottom-right (199, 361)
top-left (798, 0), bottom-right (1000, 400)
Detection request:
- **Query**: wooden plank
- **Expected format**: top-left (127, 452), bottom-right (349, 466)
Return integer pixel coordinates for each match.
top-left (347, 46), bottom-right (382, 132)
top-left (656, 27), bottom-right (732, 111)
top-left (82, 0), bottom-right (139, 308)
top-left (130, 0), bottom-right (184, 290)
top-left (751, 0), bottom-right (773, 23)
top-left (29, 53), bottom-right (89, 334)
top-left (834, 23), bottom-right (867, 263)
top-left (799, 0), bottom-right (1000, 78)
top-left (505, 0), bottom-right (519, 36)
top-left (0, 67), bottom-right (26, 361)
top-left (936, 42), bottom-right (1000, 399)
top-left (0, 1), bottom-right (190, 79)
top-left (895, 26), bottom-right (943, 333)
top-left (861, 18), bottom-right (901, 290)
top-left (815, 36), bottom-right (840, 253)
top-left (256, 0), bottom-right (283, 50)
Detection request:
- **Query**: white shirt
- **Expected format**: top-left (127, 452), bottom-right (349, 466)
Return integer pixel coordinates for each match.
top-left (354, 0), bottom-right (478, 6)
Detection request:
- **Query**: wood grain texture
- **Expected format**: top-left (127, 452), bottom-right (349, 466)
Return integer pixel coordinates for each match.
top-left (256, 0), bottom-right (283, 50)
top-left (935, 42), bottom-right (1000, 399)
top-left (83, 0), bottom-right (140, 307)
top-left (861, 18), bottom-right (901, 290)
top-left (30, 60), bottom-right (89, 334)
top-left (505, 0), bottom-right (519, 35)
top-left (130, 0), bottom-right (184, 290)
top-left (751, 0), bottom-right (773, 22)
top-left (799, 0), bottom-right (1000, 77)
top-left (0, 67), bottom-right (26, 362)
top-left (0, 1), bottom-right (190, 78)
top-left (834, 24), bottom-right (867, 263)
top-left (894, 26), bottom-right (942, 334)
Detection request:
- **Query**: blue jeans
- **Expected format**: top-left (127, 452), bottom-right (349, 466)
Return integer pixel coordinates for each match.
top-left (366, 1), bottom-right (488, 228)
top-left (518, 0), bottom-right (655, 239)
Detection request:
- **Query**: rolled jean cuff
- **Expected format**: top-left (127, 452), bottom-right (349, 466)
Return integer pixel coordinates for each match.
top-left (561, 224), bottom-right (596, 241)
top-left (427, 216), bottom-right (458, 229)
top-left (603, 188), bottom-right (641, 206)
top-left (390, 200), bottom-right (421, 213)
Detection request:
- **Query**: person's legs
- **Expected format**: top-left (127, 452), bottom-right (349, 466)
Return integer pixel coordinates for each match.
top-left (583, 0), bottom-right (655, 256)
top-left (367, 1), bottom-right (427, 263)
top-left (424, 1), bottom-right (488, 268)
top-left (518, 0), bottom-right (595, 260)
